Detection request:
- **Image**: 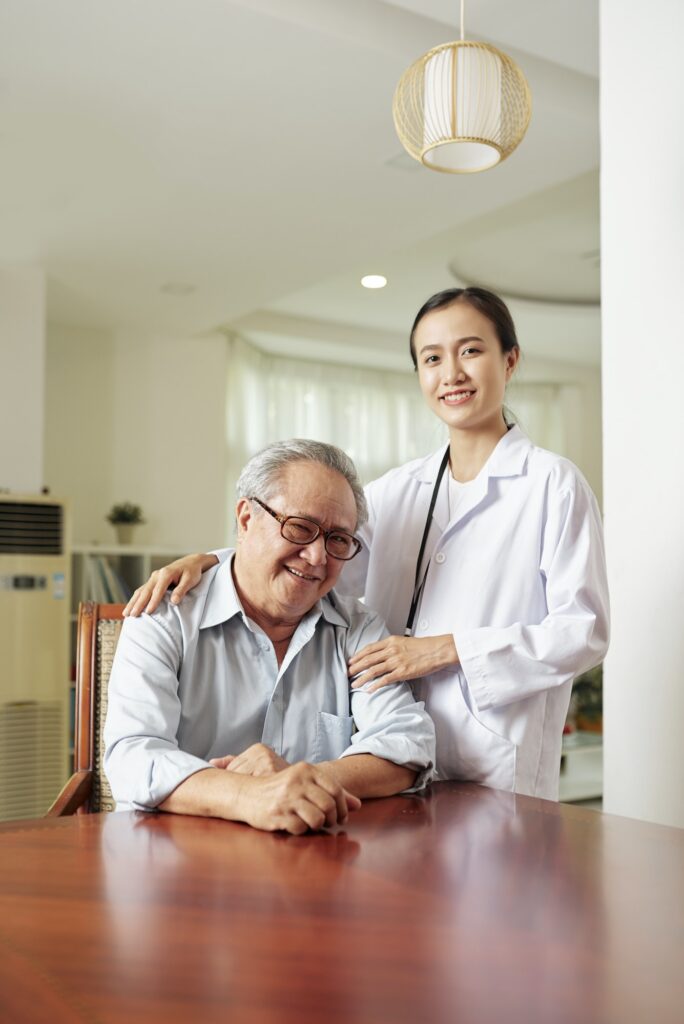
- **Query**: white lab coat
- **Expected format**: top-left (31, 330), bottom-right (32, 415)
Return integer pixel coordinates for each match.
top-left (338, 426), bottom-right (610, 799)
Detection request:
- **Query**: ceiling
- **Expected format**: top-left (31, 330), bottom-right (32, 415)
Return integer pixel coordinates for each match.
top-left (0, 0), bottom-right (600, 367)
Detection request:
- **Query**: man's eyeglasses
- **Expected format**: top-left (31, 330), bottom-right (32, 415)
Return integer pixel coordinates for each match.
top-left (250, 497), bottom-right (362, 561)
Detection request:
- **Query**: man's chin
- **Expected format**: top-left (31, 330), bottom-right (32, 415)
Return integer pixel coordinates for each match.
top-left (278, 573), bottom-right (335, 612)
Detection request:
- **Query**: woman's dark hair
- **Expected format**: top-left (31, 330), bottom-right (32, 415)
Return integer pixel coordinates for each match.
top-left (409, 287), bottom-right (520, 368)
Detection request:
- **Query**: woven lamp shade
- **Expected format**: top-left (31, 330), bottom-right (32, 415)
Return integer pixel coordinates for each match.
top-left (393, 41), bottom-right (531, 174)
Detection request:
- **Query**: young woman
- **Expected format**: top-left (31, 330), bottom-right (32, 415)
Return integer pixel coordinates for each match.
top-left (125, 287), bottom-right (609, 799)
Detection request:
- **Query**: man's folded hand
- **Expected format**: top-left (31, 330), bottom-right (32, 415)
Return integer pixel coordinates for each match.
top-left (235, 762), bottom-right (361, 835)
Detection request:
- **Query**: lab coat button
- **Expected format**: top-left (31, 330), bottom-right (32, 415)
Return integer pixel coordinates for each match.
top-left (435, 552), bottom-right (446, 564)
top-left (419, 618), bottom-right (428, 630)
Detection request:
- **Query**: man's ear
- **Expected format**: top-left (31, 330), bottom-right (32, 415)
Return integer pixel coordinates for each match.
top-left (235, 498), bottom-right (252, 539)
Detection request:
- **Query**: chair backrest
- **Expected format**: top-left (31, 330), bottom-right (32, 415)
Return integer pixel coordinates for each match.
top-left (74, 602), bottom-right (125, 813)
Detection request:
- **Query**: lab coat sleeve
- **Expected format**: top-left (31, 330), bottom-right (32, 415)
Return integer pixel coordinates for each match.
top-left (456, 476), bottom-right (610, 712)
top-left (342, 610), bottom-right (436, 790)
top-left (103, 608), bottom-right (211, 810)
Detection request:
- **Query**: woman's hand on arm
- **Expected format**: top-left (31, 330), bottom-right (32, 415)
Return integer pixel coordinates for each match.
top-left (348, 634), bottom-right (459, 693)
top-left (123, 553), bottom-right (219, 617)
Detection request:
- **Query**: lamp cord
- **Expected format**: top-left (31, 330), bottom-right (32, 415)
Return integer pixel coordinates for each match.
top-left (460, 0), bottom-right (465, 40)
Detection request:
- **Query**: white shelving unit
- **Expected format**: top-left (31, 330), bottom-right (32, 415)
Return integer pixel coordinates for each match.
top-left (70, 543), bottom-right (188, 616)
top-left (559, 731), bottom-right (603, 803)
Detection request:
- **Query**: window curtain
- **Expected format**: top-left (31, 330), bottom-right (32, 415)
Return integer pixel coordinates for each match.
top-left (226, 335), bottom-right (444, 491)
top-left (506, 381), bottom-right (567, 456)
top-left (226, 334), bottom-right (569, 514)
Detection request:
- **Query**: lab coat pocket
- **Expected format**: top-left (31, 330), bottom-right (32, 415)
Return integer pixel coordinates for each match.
top-left (313, 711), bottom-right (354, 761)
top-left (427, 672), bottom-right (516, 791)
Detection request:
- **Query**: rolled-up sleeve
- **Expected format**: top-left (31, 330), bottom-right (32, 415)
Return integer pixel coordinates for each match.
top-left (341, 612), bottom-right (436, 790)
top-left (103, 611), bottom-right (210, 811)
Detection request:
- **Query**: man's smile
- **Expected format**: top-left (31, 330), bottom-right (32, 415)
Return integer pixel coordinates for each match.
top-left (285, 565), bottom-right (323, 582)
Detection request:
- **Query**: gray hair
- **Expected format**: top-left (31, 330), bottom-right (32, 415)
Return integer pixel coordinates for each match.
top-left (236, 439), bottom-right (368, 526)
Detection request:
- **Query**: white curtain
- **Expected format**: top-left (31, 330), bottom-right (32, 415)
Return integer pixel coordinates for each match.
top-left (226, 335), bottom-right (568, 514)
top-left (506, 381), bottom-right (566, 456)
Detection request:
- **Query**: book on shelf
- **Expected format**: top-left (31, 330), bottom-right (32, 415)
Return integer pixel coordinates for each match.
top-left (82, 555), bottom-right (132, 603)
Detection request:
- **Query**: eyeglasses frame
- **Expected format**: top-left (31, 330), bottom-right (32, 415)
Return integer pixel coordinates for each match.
top-left (249, 497), bottom-right (361, 561)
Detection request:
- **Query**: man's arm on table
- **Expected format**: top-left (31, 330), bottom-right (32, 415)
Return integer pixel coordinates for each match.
top-left (160, 763), bottom-right (359, 834)
top-left (316, 754), bottom-right (416, 798)
top-left (213, 743), bottom-right (416, 798)
top-left (339, 605), bottom-right (436, 794)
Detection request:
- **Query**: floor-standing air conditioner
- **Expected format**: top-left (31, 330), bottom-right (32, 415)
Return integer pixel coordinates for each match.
top-left (0, 496), bottom-right (70, 820)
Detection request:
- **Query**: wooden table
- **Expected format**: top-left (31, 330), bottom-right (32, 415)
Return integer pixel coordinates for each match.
top-left (0, 783), bottom-right (682, 1024)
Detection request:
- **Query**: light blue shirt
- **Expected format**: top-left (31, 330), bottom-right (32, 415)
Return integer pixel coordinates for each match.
top-left (104, 555), bottom-right (435, 811)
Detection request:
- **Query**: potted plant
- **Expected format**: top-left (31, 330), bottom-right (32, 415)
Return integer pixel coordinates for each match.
top-left (106, 502), bottom-right (145, 545)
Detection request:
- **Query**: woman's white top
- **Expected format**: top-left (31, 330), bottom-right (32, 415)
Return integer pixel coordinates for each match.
top-left (338, 426), bottom-right (610, 799)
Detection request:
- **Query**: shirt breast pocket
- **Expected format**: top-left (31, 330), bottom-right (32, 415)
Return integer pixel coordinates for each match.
top-left (313, 711), bottom-right (354, 762)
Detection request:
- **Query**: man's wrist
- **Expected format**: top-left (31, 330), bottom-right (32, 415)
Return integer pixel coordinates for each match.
top-left (227, 771), bottom-right (253, 824)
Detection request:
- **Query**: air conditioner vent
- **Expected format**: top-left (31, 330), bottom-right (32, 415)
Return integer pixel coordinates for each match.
top-left (0, 701), bottom-right (66, 819)
top-left (0, 502), bottom-right (63, 555)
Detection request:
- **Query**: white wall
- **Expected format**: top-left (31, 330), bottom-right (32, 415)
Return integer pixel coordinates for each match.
top-left (601, 0), bottom-right (684, 828)
top-left (0, 267), bottom-right (45, 493)
top-left (45, 325), bottom-right (229, 550)
top-left (44, 324), bottom-right (115, 540)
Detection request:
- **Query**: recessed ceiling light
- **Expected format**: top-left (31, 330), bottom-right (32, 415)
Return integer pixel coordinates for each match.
top-left (161, 282), bottom-right (196, 296)
top-left (361, 275), bottom-right (387, 289)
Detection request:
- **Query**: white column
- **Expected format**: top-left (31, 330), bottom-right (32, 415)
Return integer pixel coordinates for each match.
top-left (601, 0), bottom-right (684, 827)
top-left (0, 267), bottom-right (46, 493)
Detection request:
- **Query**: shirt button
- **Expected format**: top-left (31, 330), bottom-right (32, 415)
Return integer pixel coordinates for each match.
top-left (419, 618), bottom-right (428, 630)
top-left (435, 552), bottom-right (446, 564)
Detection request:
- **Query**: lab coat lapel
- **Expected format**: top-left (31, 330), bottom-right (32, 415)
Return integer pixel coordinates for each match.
top-left (412, 445), bottom-right (451, 534)
top-left (438, 426), bottom-right (530, 533)
top-left (410, 428), bottom-right (531, 537)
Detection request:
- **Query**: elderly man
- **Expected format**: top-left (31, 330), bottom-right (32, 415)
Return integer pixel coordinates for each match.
top-left (104, 440), bottom-right (435, 834)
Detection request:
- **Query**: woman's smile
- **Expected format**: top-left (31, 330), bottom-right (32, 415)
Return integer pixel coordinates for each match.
top-left (440, 388), bottom-right (476, 406)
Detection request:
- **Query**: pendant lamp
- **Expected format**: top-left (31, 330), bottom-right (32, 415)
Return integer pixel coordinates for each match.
top-left (392, 1), bottom-right (531, 174)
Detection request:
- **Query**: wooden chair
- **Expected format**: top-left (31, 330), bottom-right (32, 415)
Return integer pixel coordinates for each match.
top-left (48, 602), bottom-right (125, 815)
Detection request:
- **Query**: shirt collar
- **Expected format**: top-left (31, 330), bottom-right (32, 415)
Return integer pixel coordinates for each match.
top-left (199, 551), bottom-right (349, 630)
top-left (320, 589), bottom-right (352, 627)
top-left (408, 424), bottom-right (530, 485)
top-left (199, 553), bottom-right (243, 629)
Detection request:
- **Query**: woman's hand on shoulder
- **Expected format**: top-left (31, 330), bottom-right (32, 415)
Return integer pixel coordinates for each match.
top-left (348, 634), bottom-right (459, 693)
top-left (123, 553), bottom-right (219, 617)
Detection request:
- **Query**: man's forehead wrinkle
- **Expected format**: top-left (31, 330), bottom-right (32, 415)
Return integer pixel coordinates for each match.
top-left (269, 478), bottom-right (357, 534)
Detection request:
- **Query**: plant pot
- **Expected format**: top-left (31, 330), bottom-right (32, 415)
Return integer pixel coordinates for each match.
top-left (114, 523), bottom-right (136, 545)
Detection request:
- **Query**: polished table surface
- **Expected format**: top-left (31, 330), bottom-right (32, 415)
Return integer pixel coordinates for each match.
top-left (0, 782), bottom-right (682, 1024)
